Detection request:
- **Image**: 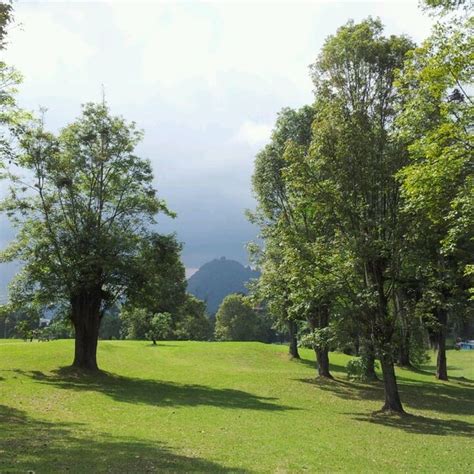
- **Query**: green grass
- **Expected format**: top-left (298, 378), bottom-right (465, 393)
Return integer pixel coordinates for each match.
top-left (0, 340), bottom-right (472, 473)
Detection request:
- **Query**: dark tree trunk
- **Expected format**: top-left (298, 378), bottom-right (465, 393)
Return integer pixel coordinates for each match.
top-left (287, 319), bottom-right (300, 359)
top-left (366, 259), bottom-right (404, 413)
top-left (380, 351), bottom-right (405, 413)
top-left (436, 308), bottom-right (448, 381)
top-left (308, 305), bottom-right (332, 379)
top-left (398, 335), bottom-right (411, 367)
top-left (315, 347), bottom-right (332, 378)
top-left (362, 340), bottom-right (378, 381)
top-left (70, 288), bottom-right (102, 371)
top-left (395, 289), bottom-right (412, 367)
top-left (152, 339), bottom-right (157, 345)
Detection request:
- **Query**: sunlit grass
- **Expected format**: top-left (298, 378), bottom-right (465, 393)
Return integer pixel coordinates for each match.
top-left (0, 340), bottom-right (472, 472)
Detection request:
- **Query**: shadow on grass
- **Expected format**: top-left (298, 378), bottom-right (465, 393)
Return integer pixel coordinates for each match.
top-left (0, 404), bottom-right (247, 473)
top-left (292, 354), bottom-right (347, 375)
top-left (298, 376), bottom-right (474, 417)
top-left (16, 368), bottom-right (296, 412)
top-left (405, 365), bottom-right (474, 384)
top-left (351, 412), bottom-right (474, 437)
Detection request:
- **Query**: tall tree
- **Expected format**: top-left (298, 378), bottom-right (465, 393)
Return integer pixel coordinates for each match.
top-left (295, 19), bottom-right (414, 412)
top-left (250, 106), bottom-right (325, 364)
top-left (1, 103), bottom-right (174, 370)
top-left (396, 2), bottom-right (473, 379)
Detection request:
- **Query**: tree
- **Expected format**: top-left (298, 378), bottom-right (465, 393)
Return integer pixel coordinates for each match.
top-left (99, 306), bottom-right (121, 340)
top-left (174, 294), bottom-right (213, 341)
top-left (215, 294), bottom-right (263, 341)
top-left (292, 19), bottom-right (414, 412)
top-left (1, 103), bottom-right (174, 370)
top-left (146, 312), bottom-right (172, 345)
top-left (125, 233), bottom-right (187, 317)
top-left (250, 106), bottom-right (318, 361)
top-left (396, 2), bottom-right (473, 379)
top-left (0, 2), bottom-right (27, 168)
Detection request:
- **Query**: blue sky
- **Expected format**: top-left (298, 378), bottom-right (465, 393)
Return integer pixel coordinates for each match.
top-left (0, 0), bottom-right (434, 296)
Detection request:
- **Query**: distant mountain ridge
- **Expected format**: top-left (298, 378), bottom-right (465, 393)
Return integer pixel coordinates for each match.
top-left (187, 257), bottom-right (260, 315)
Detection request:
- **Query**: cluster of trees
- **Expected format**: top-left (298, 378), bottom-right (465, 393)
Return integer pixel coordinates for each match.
top-left (214, 293), bottom-right (277, 342)
top-left (250, 1), bottom-right (473, 413)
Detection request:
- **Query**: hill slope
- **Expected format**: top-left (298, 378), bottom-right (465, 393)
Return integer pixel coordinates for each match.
top-left (187, 257), bottom-right (260, 314)
top-left (0, 341), bottom-right (472, 472)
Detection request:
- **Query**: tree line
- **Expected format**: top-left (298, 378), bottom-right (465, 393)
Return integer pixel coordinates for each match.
top-left (249, 0), bottom-right (473, 413)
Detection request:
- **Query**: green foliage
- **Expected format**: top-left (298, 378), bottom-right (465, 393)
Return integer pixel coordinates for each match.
top-left (146, 312), bottom-right (172, 344)
top-left (299, 326), bottom-right (336, 350)
top-left (43, 316), bottom-right (74, 339)
top-left (0, 2), bottom-right (28, 171)
top-left (174, 294), bottom-right (213, 341)
top-left (99, 308), bottom-right (121, 340)
top-left (120, 307), bottom-right (149, 340)
top-left (215, 294), bottom-right (270, 342)
top-left (346, 357), bottom-right (380, 381)
top-left (2, 102), bottom-right (172, 309)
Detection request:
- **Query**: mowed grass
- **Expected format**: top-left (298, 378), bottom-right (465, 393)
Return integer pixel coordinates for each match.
top-left (0, 340), bottom-right (472, 473)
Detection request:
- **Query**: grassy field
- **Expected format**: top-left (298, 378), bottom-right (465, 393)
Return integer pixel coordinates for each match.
top-left (0, 340), bottom-right (472, 473)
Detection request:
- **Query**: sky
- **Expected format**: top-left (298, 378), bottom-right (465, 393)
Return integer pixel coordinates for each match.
top-left (0, 0), bottom-right (434, 297)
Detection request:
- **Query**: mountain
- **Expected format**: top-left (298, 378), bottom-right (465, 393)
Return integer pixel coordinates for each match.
top-left (187, 257), bottom-right (260, 315)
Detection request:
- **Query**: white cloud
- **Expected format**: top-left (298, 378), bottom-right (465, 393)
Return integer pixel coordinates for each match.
top-left (234, 120), bottom-right (272, 146)
top-left (4, 6), bottom-right (95, 84)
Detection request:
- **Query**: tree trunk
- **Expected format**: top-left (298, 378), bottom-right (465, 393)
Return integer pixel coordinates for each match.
top-left (152, 339), bottom-right (157, 345)
top-left (398, 334), bottom-right (411, 367)
top-left (315, 347), bottom-right (332, 378)
top-left (436, 308), bottom-right (448, 381)
top-left (287, 319), bottom-right (300, 359)
top-left (380, 351), bottom-right (405, 413)
top-left (308, 305), bottom-right (332, 379)
top-left (395, 289), bottom-right (411, 367)
top-left (70, 288), bottom-right (102, 371)
top-left (362, 339), bottom-right (378, 381)
top-left (366, 259), bottom-right (404, 413)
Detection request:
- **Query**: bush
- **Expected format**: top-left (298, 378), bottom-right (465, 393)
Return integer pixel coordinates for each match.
top-left (346, 357), bottom-right (380, 381)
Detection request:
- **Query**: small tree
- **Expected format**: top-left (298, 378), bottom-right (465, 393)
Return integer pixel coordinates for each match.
top-left (146, 312), bottom-right (172, 345)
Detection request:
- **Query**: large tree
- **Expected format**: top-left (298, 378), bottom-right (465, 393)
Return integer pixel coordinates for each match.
top-left (1, 103), bottom-right (174, 370)
top-left (396, 1), bottom-right (473, 379)
top-left (294, 19), bottom-right (414, 412)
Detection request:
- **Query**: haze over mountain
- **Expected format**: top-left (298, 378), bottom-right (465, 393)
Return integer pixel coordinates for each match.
top-left (187, 257), bottom-right (260, 315)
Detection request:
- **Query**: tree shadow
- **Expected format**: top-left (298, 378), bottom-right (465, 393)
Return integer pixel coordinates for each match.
top-left (404, 365), bottom-right (474, 384)
top-left (297, 373), bottom-right (474, 418)
top-left (15, 368), bottom-right (296, 412)
top-left (351, 412), bottom-right (474, 438)
top-left (293, 354), bottom-right (347, 375)
top-left (0, 404), bottom-right (248, 472)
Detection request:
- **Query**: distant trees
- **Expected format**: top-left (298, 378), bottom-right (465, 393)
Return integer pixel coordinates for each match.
top-left (214, 294), bottom-right (274, 342)
top-left (174, 294), bottom-right (213, 341)
top-left (121, 293), bottom-right (213, 342)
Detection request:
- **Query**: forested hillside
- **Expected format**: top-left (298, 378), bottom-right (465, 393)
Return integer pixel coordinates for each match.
top-left (187, 257), bottom-right (260, 315)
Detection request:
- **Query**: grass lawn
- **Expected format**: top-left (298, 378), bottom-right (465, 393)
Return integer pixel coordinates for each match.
top-left (0, 340), bottom-right (472, 473)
